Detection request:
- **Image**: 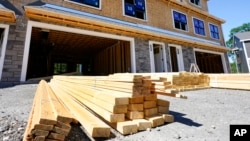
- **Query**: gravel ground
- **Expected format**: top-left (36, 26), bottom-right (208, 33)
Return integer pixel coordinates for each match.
top-left (0, 84), bottom-right (250, 141)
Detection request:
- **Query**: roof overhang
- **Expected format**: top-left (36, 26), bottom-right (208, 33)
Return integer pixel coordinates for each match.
top-left (24, 4), bottom-right (230, 53)
top-left (0, 4), bottom-right (16, 23)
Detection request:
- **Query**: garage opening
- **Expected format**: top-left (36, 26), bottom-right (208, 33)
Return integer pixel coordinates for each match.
top-left (195, 51), bottom-right (224, 73)
top-left (26, 27), bottom-right (131, 80)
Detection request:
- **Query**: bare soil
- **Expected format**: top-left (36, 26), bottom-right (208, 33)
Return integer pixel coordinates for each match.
top-left (0, 84), bottom-right (250, 141)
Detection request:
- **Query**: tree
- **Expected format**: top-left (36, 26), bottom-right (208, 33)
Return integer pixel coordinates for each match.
top-left (226, 22), bottom-right (250, 48)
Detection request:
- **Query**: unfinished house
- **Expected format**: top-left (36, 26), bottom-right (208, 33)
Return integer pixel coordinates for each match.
top-left (0, 0), bottom-right (230, 85)
top-left (233, 32), bottom-right (250, 73)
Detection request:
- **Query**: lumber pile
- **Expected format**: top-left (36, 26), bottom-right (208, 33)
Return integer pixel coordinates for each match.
top-left (49, 74), bottom-right (175, 135)
top-left (171, 72), bottom-right (210, 91)
top-left (23, 80), bottom-right (76, 141)
top-left (208, 73), bottom-right (250, 90)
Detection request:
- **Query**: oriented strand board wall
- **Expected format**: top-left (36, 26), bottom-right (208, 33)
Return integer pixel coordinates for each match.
top-left (42, 0), bottom-right (224, 45)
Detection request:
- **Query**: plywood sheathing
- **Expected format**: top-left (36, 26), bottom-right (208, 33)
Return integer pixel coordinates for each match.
top-left (24, 6), bottom-right (229, 52)
top-left (0, 8), bottom-right (16, 22)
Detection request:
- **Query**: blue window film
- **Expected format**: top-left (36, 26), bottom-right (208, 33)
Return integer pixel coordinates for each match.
top-left (209, 24), bottom-right (219, 39)
top-left (71, 0), bottom-right (82, 2)
top-left (180, 15), bottom-right (187, 23)
top-left (193, 18), bottom-right (205, 35)
top-left (84, 0), bottom-right (99, 6)
top-left (125, 3), bottom-right (135, 16)
top-left (173, 11), bottom-right (180, 21)
top-left (135, 0), bottom-right (145, 11)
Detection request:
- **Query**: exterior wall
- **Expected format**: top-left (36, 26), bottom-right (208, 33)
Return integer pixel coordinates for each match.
top-left (234, 38), bottom-right (249, 73)
top-left (134, 38), bottom-right (151, 72)
top-left (41, 0), bottom-right (224, 45)
top-left (181, 46), bottom-right (196, 71)
top-left (0, 0), bottom-right (228, 84)
top-left (182, 0), bottom-right (209, 12)
top-left (1, 16), bottom-right (27, 83)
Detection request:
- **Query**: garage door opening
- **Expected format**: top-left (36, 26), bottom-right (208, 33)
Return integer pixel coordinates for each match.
top-left (26, 27), bottom-right (131, 80)
top-left (195, 51), bottom-right (224, 73)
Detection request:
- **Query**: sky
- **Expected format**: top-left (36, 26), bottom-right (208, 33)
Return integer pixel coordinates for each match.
top-left (208, 0), bottom-right (250, 42)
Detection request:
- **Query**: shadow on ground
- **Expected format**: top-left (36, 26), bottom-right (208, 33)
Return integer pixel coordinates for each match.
top-left (169, 111), bottom-right (202, 127)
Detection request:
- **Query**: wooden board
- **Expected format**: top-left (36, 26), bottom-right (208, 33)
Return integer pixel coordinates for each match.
top-left (133, 119), bottom-right (152, 131)
top-left (50, 81), bottom-right (111, 138)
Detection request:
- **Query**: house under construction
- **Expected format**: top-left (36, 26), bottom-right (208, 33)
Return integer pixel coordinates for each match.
top-left (0, 0), bottom-right (230, 86)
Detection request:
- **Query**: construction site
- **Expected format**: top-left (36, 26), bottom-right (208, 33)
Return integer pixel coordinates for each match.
top-left (0, 0), bottom-right (250, 141)
top-left (0, 72), bottom-right (250, 141)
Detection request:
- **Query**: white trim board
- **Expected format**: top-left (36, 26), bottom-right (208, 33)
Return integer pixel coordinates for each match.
top-left (0, 24), bottom-right (9, 81)
top-left (21, 21), bottom-right (136, 81)
top-left (149, 41), bottom-right (168, 72)
top-left (193, 48), bottom-right (228, 73)
top-left (168, 44), bottom-right (184, 72)
top-left (242, 43), bottom-right (250, 72)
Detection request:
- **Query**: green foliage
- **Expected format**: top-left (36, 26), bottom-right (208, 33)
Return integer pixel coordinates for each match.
top-left (230, 62), bottom-right (237, 73)
top-left (226, 22), bottom-right (250, 48)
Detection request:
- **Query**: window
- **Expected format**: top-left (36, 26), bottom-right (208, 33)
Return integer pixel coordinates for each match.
top-left (173, 11), bottom-right (188, 31)
top-left (68, 0), bottom-right (100, 8)
top-left (193, 18), bottom-right (205, 36)
top-left (190, 0), bottom-right (200, 6)
top-left (209, 24), bottom-right (220, 39)
top-left (124, 0), bottom-right (146, 20)
top-left (54, 63), bottom-right (67, 74)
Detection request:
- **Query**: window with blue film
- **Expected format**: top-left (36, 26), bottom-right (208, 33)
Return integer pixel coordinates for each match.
top-left (173, 11), bottom-right (187, 31)
top-left (125, 3), bottom-right (135, 16)
top-left (193, 18), bottom-right (205, 36)
top-left (69, 0), bottom-right (100, 8)
top-left (124, 0), bottom-right (146, 20)
top-left (209, 24), bottom-right (220, 39)
top-left (135, 0), bottom-right (145, 11)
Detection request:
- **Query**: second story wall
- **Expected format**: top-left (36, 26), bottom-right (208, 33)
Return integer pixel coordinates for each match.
top-left (9, 0), bottom-right (225, 46)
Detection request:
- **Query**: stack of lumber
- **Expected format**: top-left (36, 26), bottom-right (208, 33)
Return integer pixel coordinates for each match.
top-left (208, 73), bottom-right (250, 90)
top-left (171, 72), bottom-right (210, 91)
top-left (23, 80), bottom-right (76, 141)
top-left (49, 74), bottom-right (174, 136)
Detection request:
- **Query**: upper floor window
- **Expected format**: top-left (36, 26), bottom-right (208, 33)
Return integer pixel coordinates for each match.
top-left (190, 0), bottom-right (200, 6)
top-left (173, 11), bottom-right (188, 31)
top-left (69, 0), bottom-right (100, 8)
top-left (193, 18), bottom-right (205, 36)
top-left (124, 0), bottom-right (146, 20)
top-left (209, 23), bottom-right (220, 39)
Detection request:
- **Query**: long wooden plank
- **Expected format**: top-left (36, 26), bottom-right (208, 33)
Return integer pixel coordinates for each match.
top-left (50, 81), bottom-right (111, 138)
top-left (59, 81), bottom-right (128, 114)
top-left (53, 78), bottom-right (143, 96)
top-left (51, 80), bottom-right (125, 123)
top-left (39, 81), bottom-right (57, 125)
top-left (45, 83), bottom-right (74, 124)
top-left (53, 79), bottom-right (129, 105)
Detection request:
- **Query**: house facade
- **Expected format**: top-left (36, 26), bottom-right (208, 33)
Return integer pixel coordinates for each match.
top-left (0, 0), bottom-right (230, 86)
top-left (233, 32), bottom-right (250, 73)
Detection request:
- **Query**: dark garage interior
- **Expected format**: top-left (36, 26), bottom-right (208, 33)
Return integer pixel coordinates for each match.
top-left (195, 51), bottom-right (224, 73)
top-left (26, 27), bottom-right (131, 80)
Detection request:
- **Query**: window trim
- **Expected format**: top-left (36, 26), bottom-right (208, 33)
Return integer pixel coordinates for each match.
top-left (64, 0), bottom-right (102, 10)
top-left (123, 0), bottom-right (148, 21)
top-left (192, 17), bottom-right (206, 37)
top-left (189, 0), bottom-right (201, 7)
top-left (171, 9), bottom-right (189, 32)
top-left (208, 23), bottom-right (220, 40)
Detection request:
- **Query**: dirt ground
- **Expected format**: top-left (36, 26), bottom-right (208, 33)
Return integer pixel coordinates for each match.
top-left (0, 84), bottom-right (250, 141)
